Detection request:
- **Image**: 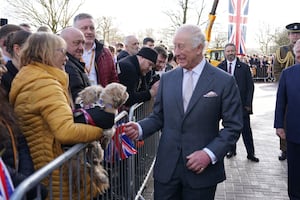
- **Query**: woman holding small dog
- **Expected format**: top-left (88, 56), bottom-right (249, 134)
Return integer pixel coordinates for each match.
top-left (9, 32), bottom-right (112, 199)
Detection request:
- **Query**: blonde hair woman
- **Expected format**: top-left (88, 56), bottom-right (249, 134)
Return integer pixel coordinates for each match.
top-left (9, 32), bottom-right (111, 199)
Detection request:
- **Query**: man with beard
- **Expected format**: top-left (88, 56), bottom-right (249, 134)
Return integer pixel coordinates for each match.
top-left (218, 43), bottom-right (259, 162)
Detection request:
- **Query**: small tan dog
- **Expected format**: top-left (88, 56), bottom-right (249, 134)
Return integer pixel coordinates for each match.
top-left (76, 82), bottom-right (129, 115)
top-left (75, 82), bottom-right (129, 149)
top-left (73, 83), bottom-right (128, 194)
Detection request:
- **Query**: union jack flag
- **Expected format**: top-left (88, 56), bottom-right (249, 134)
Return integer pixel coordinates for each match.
top-left (104, 124), bottom-right (137, 162)
top-left (0, 158), bottom-right (14, 200)
top-left (228, 0), bottom-right (249, 55)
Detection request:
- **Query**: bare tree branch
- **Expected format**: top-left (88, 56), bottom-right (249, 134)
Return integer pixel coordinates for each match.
top-left (5, 0), bottom-right (85, 33)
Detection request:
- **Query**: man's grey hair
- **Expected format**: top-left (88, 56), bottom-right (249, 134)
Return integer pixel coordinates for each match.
top-left (176, 24), bottom-right (206, 48)
top-left (124, 35), bottom-right (137, 45)
top-left (73, 13), bottom-right (93, 25)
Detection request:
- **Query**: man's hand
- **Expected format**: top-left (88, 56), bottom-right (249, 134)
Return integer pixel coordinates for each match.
top-left (124, 122), bottom-right (139, 140)
top-left (149, 80), bottom-right (160, 97)
top-left (276, 128), bottom-right (286, 139)
top-left (186, 150), bottom-right (211, 174)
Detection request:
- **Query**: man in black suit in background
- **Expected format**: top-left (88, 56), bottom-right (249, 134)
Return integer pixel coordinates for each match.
top-left (218, 43), bottom-right (259, 162)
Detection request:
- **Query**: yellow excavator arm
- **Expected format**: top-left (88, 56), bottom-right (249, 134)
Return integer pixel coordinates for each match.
top-left (205, 0), bottom-right (219, 43)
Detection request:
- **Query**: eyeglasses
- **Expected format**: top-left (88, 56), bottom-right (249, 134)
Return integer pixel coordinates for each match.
top-left (56, 48), bottom-right (67, 55)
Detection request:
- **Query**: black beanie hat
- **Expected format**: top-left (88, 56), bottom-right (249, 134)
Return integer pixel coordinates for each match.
top-left (137, 47), bottom-right (158, 64)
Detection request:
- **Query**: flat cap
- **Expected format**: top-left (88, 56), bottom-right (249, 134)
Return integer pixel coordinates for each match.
top-left (286, 23), bottom-right (300, 33)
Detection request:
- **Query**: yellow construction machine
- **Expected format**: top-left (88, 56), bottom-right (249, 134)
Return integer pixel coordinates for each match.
top-left (204, 0), bottom-right (224, 66)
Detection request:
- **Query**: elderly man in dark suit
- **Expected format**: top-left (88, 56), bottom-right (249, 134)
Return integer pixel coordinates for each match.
top-left (218, 43), bottom-right (259, 162)
top-left (124, 25), bottom-right (243, 200)
top-left (274, 39), bottom-right (300, 200)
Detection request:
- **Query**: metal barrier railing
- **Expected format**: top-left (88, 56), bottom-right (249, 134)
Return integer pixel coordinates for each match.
top-left (10, 101), bottom-right (160, 200)
top-left (10, 143), bottom-right (88, 200)
top-left (251, 65), bottom-right (274, 82)
top-left (128, 100), bottom-right (160, 200)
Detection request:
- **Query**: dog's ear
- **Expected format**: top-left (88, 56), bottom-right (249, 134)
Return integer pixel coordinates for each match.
top-left (111, 90), bottom-right (128, 108)
top-left (75, 96), bottom-right (82, 104)
top-left (112, 96), bottom-right (123, 108)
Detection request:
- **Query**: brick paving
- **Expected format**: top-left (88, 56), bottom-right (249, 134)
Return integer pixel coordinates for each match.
top-left (141, 82), bottom-right (288, 200)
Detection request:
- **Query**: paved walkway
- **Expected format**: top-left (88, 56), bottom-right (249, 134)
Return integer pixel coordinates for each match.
top-left (141, 82), bottom-right (289, 200)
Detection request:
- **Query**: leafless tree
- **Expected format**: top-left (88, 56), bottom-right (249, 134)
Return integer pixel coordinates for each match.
top-left (94, 16), bottom-right (123, 45)
top-left (5, 0), bottom-right (85, 33)
top-left (164, 0), bottom-right (206, 32)
top-left (195, 0), bottom-right (207, 26)
top-left (95, 16), bottom-right (113, 43)
top-left (256, 23), bottom-right (275, 55)
top-left (211, 32), bottom-right (227, 48)
top-left (273, 28), bottom-right (290, 47)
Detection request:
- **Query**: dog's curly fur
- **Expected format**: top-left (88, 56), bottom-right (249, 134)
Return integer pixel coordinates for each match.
top-left (70, 141), bottom-right (109, 194)
top-left (76, 83), bottom-right (129, 149)
top-left (73, 83), bottom-right (128, 194)
top-left (76, 83), bottom-right (129, 115)
top-left (86, 141), bottom-right (109, 193)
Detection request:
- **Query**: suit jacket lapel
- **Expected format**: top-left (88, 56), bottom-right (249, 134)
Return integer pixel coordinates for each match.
top-left (185, 63), bottom-right (214, 115)
top-left (173, 68), bottom-right (185, 114)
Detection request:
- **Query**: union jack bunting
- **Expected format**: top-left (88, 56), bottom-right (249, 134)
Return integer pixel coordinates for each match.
top-left (228, 0), bottom-right (249, 55)
top-left (0, 158), bottom-right (14, 200)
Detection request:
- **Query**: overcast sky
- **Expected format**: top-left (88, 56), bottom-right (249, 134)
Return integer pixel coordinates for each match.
top-left (78, 0), bottom-right (299, 48)
top-left (1, 0), bottom-right (299, 48)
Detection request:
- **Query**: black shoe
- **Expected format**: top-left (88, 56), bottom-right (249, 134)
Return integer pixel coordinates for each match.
top-left (278, 151), bottom-right (287, 161)
top-left (247, 155), bottom-right (259, 162)
top-left (226, 151), bottom-right (237, 158)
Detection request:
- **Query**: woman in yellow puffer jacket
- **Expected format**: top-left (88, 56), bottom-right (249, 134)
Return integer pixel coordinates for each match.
top-left (9, 32), bottom-right (110, 199)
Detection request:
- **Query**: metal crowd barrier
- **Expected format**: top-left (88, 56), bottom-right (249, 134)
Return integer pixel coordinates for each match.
top-left (10, 100), bottom-right (160, 200)
top-left (251, 65), bottom-right (274, 82)
top-left (128, 100), bottom-right (160, 200)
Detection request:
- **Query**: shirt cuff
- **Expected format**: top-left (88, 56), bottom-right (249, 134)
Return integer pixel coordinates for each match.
top-left (137, 123), bottom-right (143, 140)
top-left (203, 148), bottom-right (217, 164)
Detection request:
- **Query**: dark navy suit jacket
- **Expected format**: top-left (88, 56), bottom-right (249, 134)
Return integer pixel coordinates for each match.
top-left (218, 59), bottom-right (254, 115)
top-left (274, 64), bottom-right (300, 144)
top-left (139, 61), bottom-right (243, 188)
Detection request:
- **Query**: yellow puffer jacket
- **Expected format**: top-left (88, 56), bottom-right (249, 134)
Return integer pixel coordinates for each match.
top-left (9, 62), bottom-right (104, 199)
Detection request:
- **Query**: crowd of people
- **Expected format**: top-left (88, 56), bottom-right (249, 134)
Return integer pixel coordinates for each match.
top-left (0, 15), bottom-right (300, 199)
top-left (0, 13), bottom-right (176, 199)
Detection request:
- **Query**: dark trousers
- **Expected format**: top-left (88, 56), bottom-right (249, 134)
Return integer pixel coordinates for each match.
top-left (231, 115), bottom-right (255, 155)
top-left (287, 141), bottom-right (300, 200)
top-left (154, 154), bottom-right (217, 200)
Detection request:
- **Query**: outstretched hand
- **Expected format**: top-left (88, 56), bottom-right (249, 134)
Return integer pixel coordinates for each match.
top-left (124, 122), bottom-right (139, 140)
